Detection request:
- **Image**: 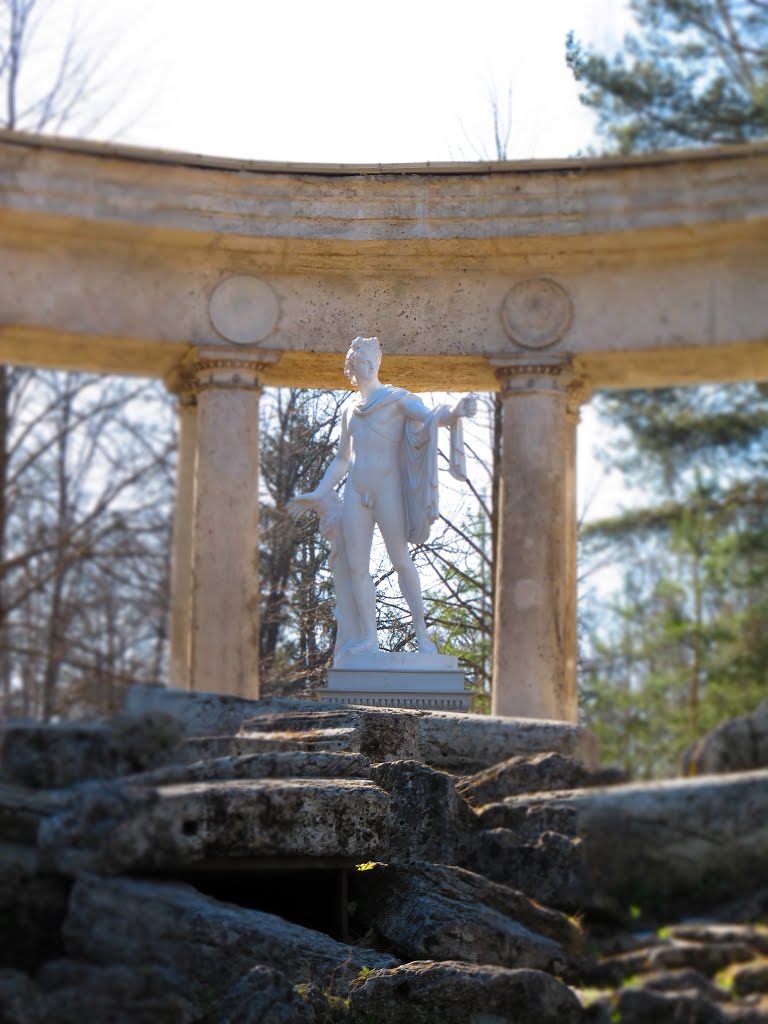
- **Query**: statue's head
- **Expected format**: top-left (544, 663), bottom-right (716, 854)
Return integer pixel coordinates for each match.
top-left (344, 336), bottom-right (382, 387)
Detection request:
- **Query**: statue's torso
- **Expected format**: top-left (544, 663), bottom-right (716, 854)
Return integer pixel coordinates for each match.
top-left (348, 396), bottom-right (407, 494)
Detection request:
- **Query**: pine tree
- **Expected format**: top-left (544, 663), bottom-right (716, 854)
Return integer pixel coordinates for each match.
top-left (567, 2), bottom-right (768, 773)
top-left (581, 387), bottom-right (768, 775)
top-left (566, 0), bottom-right (768, 152)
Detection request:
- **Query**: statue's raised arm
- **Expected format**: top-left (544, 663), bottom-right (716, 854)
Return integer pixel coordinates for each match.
top-left (290, 336), bottom-right (476, 664)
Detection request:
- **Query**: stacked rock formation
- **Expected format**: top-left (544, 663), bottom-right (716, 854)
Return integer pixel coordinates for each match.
top-left (1, 685), bottom-right (767, 1023)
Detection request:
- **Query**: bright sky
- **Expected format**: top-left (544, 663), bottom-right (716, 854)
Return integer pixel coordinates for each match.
top-left (59, 0), bottom-right (634, 164)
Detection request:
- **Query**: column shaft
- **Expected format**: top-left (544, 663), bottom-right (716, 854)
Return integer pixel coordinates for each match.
top-left (189, 356), bottom-right (264, 698)
top-left (492, 358), bottom-right (580, 721)
top-left (562, 381), bottom-right (589, 720)
top-left (167, 390), bottom-right (197, 688)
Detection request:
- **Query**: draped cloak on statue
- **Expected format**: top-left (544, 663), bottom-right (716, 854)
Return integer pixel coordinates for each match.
top-left (350, 384), bottom-right (468, 545)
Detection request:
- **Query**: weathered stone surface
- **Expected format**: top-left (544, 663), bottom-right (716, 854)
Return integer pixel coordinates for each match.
top-left (9, 691), bottom-right (768, 1024)
top-left (205, 965), bottom-right (315, 1024)
top-left (348, 960), bottom-right (584, 1024)
top-left (0, 782), bottom-right (73, 844)
top-left (578, 967), bottom-right (768, 1024)
top-left (39, 777), bottom-right (390, 874)
top-left (358, 708), bottom-right (422, 762)
top-left (5, 136), bottom-right (766, 390)
top-left (667, 924), bottom-right (768, 956)
top-left (474, 770), bottom-right (768, 916)
top-left (464, 827), bottom-right (592, 912)
top-left (613, 985), bottom-right (733, 1024)
top-left (168, 723), bottom-right (363, 764)
top-left (586, 941), bottom-right (756, 986)
top-left (350, 862), bottom-right (581, 972)
top-left (570, 923), bottom-right (768, 1021)
top-left (125, 685), bottom-right (596, 773)
top-left (0, 961), bottom-right (200, 1024)
top-left (639, 967), bottom-right (728, 1000)
top-left (124, 684), bottom-right (333, 737)
top-left (458, 751), bottom-right (625, 807)
top-left (170, 731), bottom-right (359, 764)
top-left (725, 959), bottom-right (768, 997)
top-left (1, 712), bottom-right (182, 788)
top-left (235, 726), bottom-right (362, 755)
top-left (63, 875), bottom-right (398, 993)
top-left (417, 711), bottom-right (596, 773)
top-left (0, 843), bottom-right (69, 969)
top-left (618, 983), bottom-right (768, 1024)
top-left (709, 886), bottom-right (768, 926)
top-left (683, 700), bottom-right (768, 776)
top-left (241, 707), bottom-right (422, 763)
top-left (125, 750), bottom-right (372, 787)
top-left (0, 969), bottom-right (45, 1023)
top-left (370, 760), bottom-right (464, 863)
top-left (240, 710), bottom-right (360, 734)
top-left (44, 961), bottom-right (199, 1023)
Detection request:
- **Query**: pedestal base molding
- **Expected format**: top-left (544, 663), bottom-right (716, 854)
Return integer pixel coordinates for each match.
top-left (323, 661), bottom-right (472, 711)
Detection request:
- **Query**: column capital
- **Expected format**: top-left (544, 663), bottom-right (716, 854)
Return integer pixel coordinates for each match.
top-left (164, 367), bottom-right (197, 408)
top-left (490, 355), bottom-right (591, 422)
top-left (185, 347), bottom-right (279, 396)
top-left (491, 354), bottom-right (574, 395)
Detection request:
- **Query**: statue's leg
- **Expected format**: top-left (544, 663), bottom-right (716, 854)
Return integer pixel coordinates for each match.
top-left (341, 488), bottom-right (378, 650)
top-left (375, 484), bottom-right (437, 653)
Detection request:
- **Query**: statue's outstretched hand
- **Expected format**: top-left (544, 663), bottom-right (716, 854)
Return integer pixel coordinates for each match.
top-left (288, 489), bottom-right (342, 519)
top-left (287, 491), bottom-right (321, 516)
top-left (453, 393), bottom-right (478, 419)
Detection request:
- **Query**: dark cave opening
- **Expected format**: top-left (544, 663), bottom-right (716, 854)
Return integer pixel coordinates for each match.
top-left (156, 865), bottom-right (351, 942)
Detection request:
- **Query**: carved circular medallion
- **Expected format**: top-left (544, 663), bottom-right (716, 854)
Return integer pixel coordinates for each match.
top-left (209, 275), bottom-right (280, 344)
top-left (501, 278), bottom-right (573, 349)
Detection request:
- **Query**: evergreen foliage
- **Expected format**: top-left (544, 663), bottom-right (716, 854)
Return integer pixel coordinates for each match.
top-left (581, 387), bottom-right (768, 777)
top-left (566, 0), bottom-right (768, 152)
top-left (568, 2), bottom-right (768, 774)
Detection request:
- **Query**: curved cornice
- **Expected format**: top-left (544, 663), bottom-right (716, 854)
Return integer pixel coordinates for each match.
top-left (0, 131), bottom-right (766, 390)
top-left (0, 130), bottom-right (766, 261)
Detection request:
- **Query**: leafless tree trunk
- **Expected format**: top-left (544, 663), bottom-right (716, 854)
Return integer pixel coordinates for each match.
top-left (259, 388), bottom-right (345, 695)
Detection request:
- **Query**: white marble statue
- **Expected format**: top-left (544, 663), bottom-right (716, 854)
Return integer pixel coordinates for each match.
top-left (290, 336), bottom-right (477, 663)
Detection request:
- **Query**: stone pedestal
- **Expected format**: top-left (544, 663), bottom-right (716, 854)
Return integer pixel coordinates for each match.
top-left (323, 651), bottom-right (472, 711)
top-left (491, 357), bottom-right (586, 722)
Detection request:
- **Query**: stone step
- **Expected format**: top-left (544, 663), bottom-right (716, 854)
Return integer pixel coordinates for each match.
top-left (1, 714), bottom-right (182, 789)
top-left (125, 684), bottom-right (596, 772)
top-left (241, 709), bottom-right (361, 733)
top-left (175, 727), bottom-right (360, 763)
top-left (416, 711), bottom-right (596, 774)
top-left (38, 777), bottom-right (391, 875)
top-left (122, 750), bottom-right (372, 787)
top-left (349, 961), bottom-right (582, 1024)
top-left (124, 684), bottom-right (334, 737)
top-left (240, 707), bottom-right (420, 763)
top-left (468, 769), bottom-right (768, 918)
top-left (457, 751), bottom-right (625, 806)
top-left (349, 861), bottom-right (582, 973)
top-left (0, 782), bottom-right (74, 844)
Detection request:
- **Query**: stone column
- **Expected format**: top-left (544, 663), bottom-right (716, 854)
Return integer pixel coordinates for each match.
top-left (563, 378), bottom-right (591, 718)
top-left (166, 374), bottom-right (197, 689)
top-left (188, 352), bottom-right (266, 698)
top-left (491, 356), bottom-right (587, 722)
